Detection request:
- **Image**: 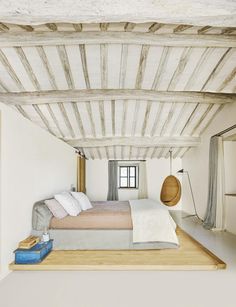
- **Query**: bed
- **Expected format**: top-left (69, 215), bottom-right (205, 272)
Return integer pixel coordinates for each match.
top-left (32, 199), bottom-right (179, 250)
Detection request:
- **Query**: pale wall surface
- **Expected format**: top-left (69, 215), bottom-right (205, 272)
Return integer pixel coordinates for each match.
top-left (0, 103), bottom-right (76, 280)
top-left (224, 141), bottom-right (236, 234)
top-left (182, 102), bottom-right (236, 233)
top-left (86, 158), bottom-right (182, 209)
top-left (224, 141), bottom-right (236, 194)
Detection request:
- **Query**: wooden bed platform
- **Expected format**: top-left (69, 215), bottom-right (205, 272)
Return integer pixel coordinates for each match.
top-left (9, 228), bottom-right (226, 271)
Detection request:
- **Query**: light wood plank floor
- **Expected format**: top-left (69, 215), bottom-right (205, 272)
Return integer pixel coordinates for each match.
top-left (9, 228), bottom-right (226, 271)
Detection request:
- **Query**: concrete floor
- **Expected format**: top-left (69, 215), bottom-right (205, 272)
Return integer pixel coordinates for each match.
top-left (0, 214), bottom-right (236, 307)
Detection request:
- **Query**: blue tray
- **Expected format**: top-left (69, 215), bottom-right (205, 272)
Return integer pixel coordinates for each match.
top-left (14, 240), bottom-right (53, 264)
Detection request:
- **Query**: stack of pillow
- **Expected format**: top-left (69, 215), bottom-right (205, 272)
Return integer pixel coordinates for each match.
top-left (45, 192), bottom-right (93, 219)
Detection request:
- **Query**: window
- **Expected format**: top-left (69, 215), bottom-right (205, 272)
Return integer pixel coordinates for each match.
top-left (119, 165), bottom-right (138, 189)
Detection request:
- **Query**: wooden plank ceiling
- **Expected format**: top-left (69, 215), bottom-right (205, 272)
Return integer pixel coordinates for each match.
top-left (0, 21), bottom-right (236, 159)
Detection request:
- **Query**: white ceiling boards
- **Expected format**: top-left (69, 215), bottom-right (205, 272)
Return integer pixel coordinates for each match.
top-left (0, 21), bottom-right (235, 159)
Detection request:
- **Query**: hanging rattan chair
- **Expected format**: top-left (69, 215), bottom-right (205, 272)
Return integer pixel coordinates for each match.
top-left (160, 151), bottom-right (182, 207)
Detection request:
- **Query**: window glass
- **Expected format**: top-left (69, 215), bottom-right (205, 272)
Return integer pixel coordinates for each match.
top-left (120, 177), bottom-right (128, 187)
top-left (119, 165), bottom-right (138, 188)
top-left (130, 167), bottom-right (135, 176)
top-left (120, 167), bottom-right (127, 176)
top-left (130, 177), bottom-right (135, 187)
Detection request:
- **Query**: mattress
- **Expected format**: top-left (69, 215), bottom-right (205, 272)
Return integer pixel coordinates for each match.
top-left (50, 201), bottom-right (133, 230)
top-left (32, 229), bottom-right (178, 250)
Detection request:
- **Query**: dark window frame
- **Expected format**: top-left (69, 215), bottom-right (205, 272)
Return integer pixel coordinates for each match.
top-left (119, 165), bottom-right (138, 189)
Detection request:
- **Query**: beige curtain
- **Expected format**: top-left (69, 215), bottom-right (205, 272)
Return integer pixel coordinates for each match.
top-left (138, 161), bottom-right (148, 199)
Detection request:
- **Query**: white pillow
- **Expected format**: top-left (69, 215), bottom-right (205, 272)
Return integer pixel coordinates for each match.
top-left (54, 192), bottom-right (81, 216)
top-left (71, 192), bottom-right (93, 211)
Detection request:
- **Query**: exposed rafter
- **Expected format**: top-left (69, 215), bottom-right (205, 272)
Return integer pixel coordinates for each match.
top-left (0, 32), bottom-right (235, 48)
top-left (67, 136), bottom-right (200, 148)
top-left (0, 89), bottom-right (234, 105)
top-left (0, 20), bottom-right (234, 160)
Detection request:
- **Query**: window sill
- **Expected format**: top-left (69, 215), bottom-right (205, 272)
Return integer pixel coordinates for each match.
top-left (118, 188), bottom-right (139, 190)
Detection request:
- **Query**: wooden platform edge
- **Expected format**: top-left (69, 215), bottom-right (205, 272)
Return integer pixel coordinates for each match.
top-left (177, 227), bottom-right (226, 269)
top-left (9, 228), bottom-right (226, 271)
top-left (8, 263), bottom-right (223, 271)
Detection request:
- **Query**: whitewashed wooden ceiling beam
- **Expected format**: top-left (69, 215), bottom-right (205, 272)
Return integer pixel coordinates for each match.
top-left (201, 48), bottom-right (233, 90)
top-left (190, 104), bottom-right (213, 136)
top-left (0, 23), bottom-right (9, 31)
top-left (217, 67), bottom-right (236, 92)
top-left (198, 26), bottom-right (212, 34)
top-left (15, 47), bottom-right (41, 90)
top-left (173, 147), bottom-right (183, 158)
top-left (160, 103), bottom-right (177, 136)
top-left (167, 47), bottom-right (192, 91)
top-left (222, 28), bottom-right (236, 35)
top-left (152, 47), bottom-right (170, 89)
top-left (18, 25), bottom-right (34, 32)
top-left (46, 104), bottom-right (65, 138)
top-left (15, 105), bottom-right (30, 120)
top-left (36, 46), bottom-right (58, 90)
top-left (141, 101), bottom-right (152, 136)
top-left (100, 44), bottom-right (108, 89)
top-left (73, 24), bottom-right (83, 32)
top-left (79, 45), bottom-right (90, 89)
top-left (121, 100), bottom-right (127, 136)
top-left (86, 101), bottom-right (96, 137)
top-left (0, 49), bottom-right (24, 91)
top-left (148, 23), bottom-right (164, 33)
top-left (111, 99), bottom-right (116, 136)
top-left (100, 23), bottom-right (109, 31)
top-left (33, 104), bottom-right (55, 136)
top-left (67, 136), bottom-right (200, 148)
top-left (131, 101), bottom-right (140, 136)
top-left (173, 25), bottom-right (193, 33)
top-left (124, 22), bottom-right (136, 32)
top-left (150, 103), bottom-right (163, 137)
top-left (0, 48), bottom-right (55, 130)
top-left (184, 48), bottom-right (214, 90)
top-left (57, 45), bottom-right (74, 89)
top-left (58, 102), bottom-right (75, 138)
top-left (99, 101), bottom-right (106, 136)
top-left (1, 89), bottom-right (234, 105)
top-left (0, 32), bottom-right (236, 48)
top-left (119, 45), bottom-right (128, 88)
top-left (135, 45), bottom-right (149, 89)
top-left (46, 23), bottom-right (58, 32)
top-left (72, 103), bottom-right (85, 138)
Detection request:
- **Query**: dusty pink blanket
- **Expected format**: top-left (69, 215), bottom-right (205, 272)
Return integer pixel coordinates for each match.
top-left (50, 201), bottom-right (133, 230)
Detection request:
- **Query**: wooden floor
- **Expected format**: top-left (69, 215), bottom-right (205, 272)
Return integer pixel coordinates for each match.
top-left (9, 228), bottom-right (226, 271)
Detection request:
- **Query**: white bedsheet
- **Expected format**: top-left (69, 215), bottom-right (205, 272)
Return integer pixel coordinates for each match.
top-left (129, 199), bottom-right (179, 245)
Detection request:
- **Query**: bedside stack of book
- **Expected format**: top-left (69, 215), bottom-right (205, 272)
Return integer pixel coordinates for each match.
top-left (14, 236), bottom-right (53, 264)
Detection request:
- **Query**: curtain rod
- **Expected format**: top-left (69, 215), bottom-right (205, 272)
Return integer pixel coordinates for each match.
top-left (75, 150), bottom-right (88, 160)
top-left (213, 124), bottom-right (236, 137)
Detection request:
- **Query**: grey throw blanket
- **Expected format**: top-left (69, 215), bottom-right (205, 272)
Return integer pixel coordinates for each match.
top-left (32, 200), bottom-right (53, 231)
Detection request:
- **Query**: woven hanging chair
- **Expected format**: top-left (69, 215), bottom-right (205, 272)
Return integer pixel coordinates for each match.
top-left (160, 151), bottom-right (182, 207)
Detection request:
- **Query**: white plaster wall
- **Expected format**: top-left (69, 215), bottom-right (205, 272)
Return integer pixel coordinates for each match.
top-left (225, 196), bottom-right (236, 234)
top-left (223, 141), bottom-right (236, 234)
top-left (182, 102), bottom-right (236, 233)
top-left (224, 141), bottom-right (236, 194)
top-left (86, 158), bottom-right (182, 209)
top-left (0, 103), bottom-right (76, 280)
